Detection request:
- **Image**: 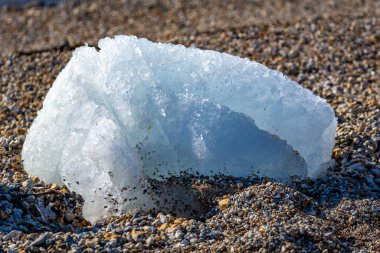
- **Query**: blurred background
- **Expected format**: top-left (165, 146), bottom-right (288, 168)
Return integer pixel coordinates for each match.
top-left (1, 0), bottom-right (378, 54)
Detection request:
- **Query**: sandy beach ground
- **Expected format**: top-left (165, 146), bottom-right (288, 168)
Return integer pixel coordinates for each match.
top-left (0, 0), bottom-right (379, 252)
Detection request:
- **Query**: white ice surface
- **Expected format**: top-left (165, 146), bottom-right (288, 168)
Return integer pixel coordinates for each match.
top-left (22, 35), bottom-right (336, 222)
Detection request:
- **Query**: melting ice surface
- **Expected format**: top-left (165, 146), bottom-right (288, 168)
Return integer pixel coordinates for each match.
top-left (22, 35), bottom-right (337, 222)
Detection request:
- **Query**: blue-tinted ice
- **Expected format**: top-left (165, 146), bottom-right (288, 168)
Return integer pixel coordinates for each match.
top-left (22, 36), bottom-right (336, 221)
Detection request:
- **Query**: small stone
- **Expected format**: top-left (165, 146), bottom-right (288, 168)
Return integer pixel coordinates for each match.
top-left (158, 213), bottom-right (168, 223)
top-left (158, 223), bottom-right (168, 230)
top-left (65, 210), bottom-right (74, 222)
top-left (174, 218), bottom-right (186, 225)
top-left (85, 239), bottom-right (95, 248)
top-left (135, 242), bottom-right (143, 250)
top-left (31, 176), bottom-right (40, 183)
top-left (30, 232), bottom-right (51, 247)
top-left (142, 226), bottom-right (154, 232)
top-left (174, 242), bottom-right (186, 248)
top-left (347, 163), bottom-right (365, 173)
top-left (26, 195), bottom-right (35, 203)
top-left (145, 237), bottom-right (155, 246)
top-left (371, 168), bottom-right (380, 177)
top-left (218, 198), bottom-right (230, 209)
top-left (3, 230), bottom-right (22, 241)
top-left (110, 234), bottom-right (120, 239)
top-left (69, 247), bottom-right (82, 253)
top-left (0, 210), bottom-right (8, 220)
top-left (21, 179), bottom-right (34, 188)
top-left (333, 148), bottom-right (342, 159)
top-left (131, 230), bottom-right (145, 241)
top-left (151, 218), bottom-right (161, 227)
top-left (103, 233), bottom-right (112, 240)
top-left (174, 230), bottom-right (183, 239)
top-left (50, 183), bottom-right (60, 190)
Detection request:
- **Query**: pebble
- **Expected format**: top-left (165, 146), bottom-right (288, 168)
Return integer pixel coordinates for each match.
top-left (65, 210), bottom-right (74, 222)
top-left (26, 195), bottom-right (35, 203)
top-left (30, 232), bottom-right (51, 247)
top-left (218, 198), bottom-right (230, 209)
top-left (3, 230), bottom-right (22, 241)
top-left (145, 237), bottom-right (155, 246)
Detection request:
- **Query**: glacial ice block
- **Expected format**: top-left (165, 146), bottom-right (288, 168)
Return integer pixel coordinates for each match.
top-left (22, 35), bottom-right (336, 221)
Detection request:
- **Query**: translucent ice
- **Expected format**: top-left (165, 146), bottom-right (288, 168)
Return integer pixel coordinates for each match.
top-left (22, 35), bottom-right (336, 222)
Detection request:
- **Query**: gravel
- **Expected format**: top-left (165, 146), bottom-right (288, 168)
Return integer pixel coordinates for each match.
top-left (0, 0), bottom-right (379, 252)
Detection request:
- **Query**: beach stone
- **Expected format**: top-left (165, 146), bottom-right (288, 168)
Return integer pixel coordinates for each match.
top-left (3, 230), bottom-right (22, 241)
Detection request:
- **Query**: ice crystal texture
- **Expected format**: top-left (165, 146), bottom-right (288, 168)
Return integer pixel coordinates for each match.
top-left (22, 36), bottom-right (336, 221)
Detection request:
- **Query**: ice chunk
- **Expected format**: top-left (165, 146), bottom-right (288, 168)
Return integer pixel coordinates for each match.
top-left (22, 35), bottom-right (336, 222)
